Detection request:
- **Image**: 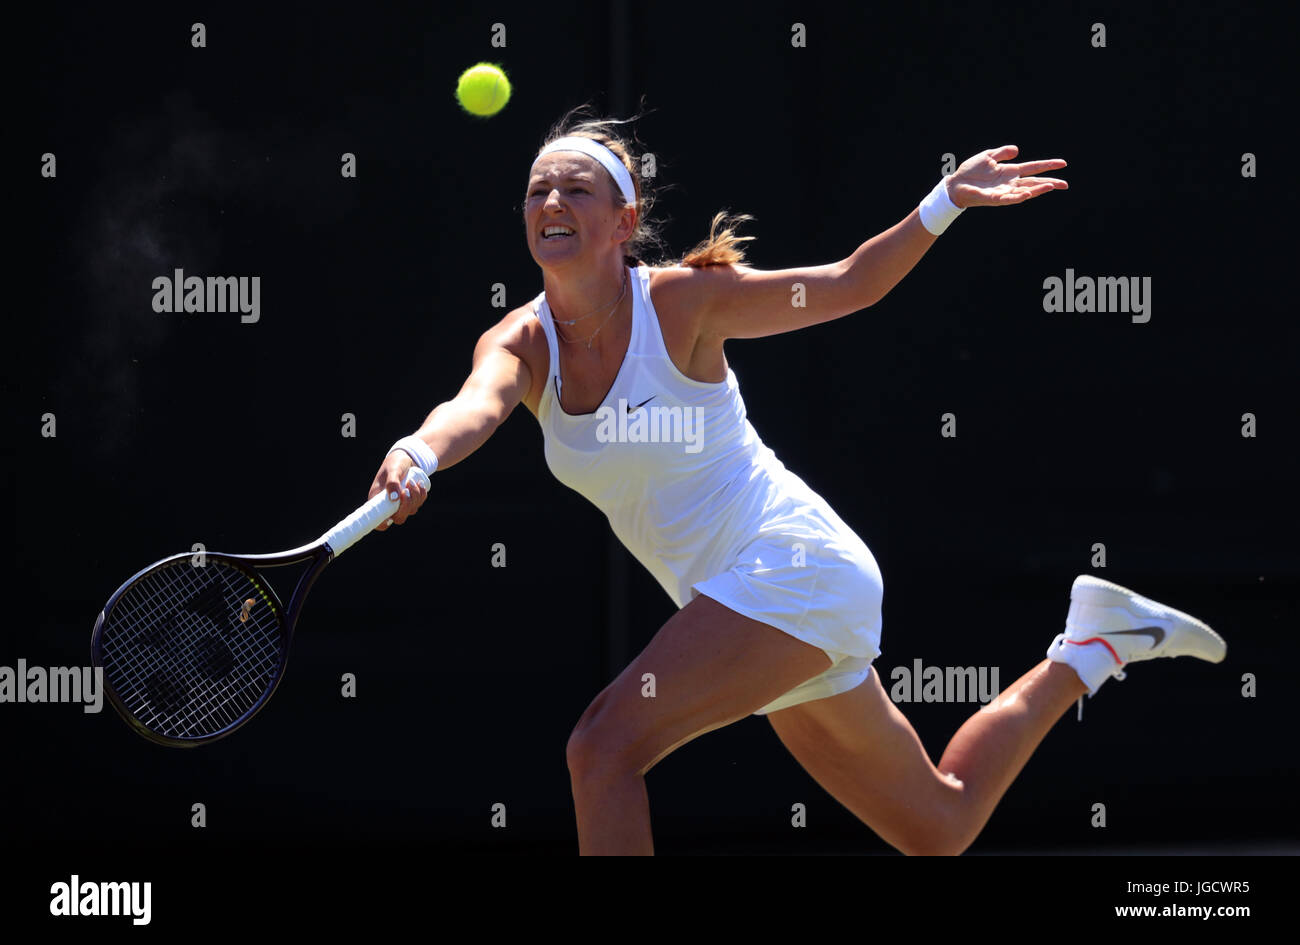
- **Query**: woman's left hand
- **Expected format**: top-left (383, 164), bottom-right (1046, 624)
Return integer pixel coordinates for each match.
top-left (946, 145), bottom-right (1068, 209)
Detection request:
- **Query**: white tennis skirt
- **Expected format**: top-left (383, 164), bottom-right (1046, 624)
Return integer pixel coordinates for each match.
top-left (690, 510), bottom-right (885, 716)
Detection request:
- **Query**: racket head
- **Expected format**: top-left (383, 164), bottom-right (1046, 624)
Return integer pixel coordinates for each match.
top-left (91, 551), bottom-right (315, 747)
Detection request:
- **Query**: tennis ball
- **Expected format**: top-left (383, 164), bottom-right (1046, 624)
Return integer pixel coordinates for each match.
top-left (456, 63), bottom-right (511, 117)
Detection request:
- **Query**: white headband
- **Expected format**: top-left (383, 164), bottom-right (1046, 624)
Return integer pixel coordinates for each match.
top-left (531, 136), bottom-right (636, 207)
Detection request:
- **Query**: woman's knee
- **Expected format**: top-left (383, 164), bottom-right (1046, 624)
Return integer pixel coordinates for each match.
top-left (893, 822), bottom-right (975, 857)
top-left (888, 778), bottom-right (977, 856)
top-left (565, 695), bottom-right (650, 783)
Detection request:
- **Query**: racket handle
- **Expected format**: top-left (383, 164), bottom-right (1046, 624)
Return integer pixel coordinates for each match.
top-left (322, 467), bottom-right (430, 557)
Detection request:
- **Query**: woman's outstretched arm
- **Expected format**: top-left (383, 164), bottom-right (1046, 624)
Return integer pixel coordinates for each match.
top-left (691, 145), bottom-right (1068, 341)
top-left (368, 319), bottom-right (534, 528)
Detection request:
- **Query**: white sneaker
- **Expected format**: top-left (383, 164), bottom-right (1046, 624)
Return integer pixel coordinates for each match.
top-left (1046, 575), bottom-right (1226, 695)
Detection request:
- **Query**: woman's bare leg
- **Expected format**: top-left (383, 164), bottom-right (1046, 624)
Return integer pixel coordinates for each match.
top-left (566, 594), bottom-right (835, 855)
top-left (767, 659), bottom-right (1086, 855)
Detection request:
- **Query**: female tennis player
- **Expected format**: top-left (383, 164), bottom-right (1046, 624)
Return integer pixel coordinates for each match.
top-left (369, 109), bottom-right (1226, 855)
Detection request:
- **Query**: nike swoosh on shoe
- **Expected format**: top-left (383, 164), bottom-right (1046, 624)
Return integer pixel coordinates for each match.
top-left (1099, 626), bottom-right (1166, 647)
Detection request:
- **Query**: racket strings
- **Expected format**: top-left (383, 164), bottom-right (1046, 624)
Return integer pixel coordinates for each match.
top-left (98, 560), bottom-right (285, 739)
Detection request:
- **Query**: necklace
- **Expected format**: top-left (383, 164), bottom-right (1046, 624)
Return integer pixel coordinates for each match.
top-left (553, 270), bottom-right (628, 350)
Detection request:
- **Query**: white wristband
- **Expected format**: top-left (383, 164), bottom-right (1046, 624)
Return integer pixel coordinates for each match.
top-left (388, 435), bottom-right (439, 476)
top-left (918, 175), bottom-right (964, 235)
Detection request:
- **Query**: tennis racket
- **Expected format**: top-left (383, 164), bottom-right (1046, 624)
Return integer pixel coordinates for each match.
top-left (90, 467), bottom-right (429, 748)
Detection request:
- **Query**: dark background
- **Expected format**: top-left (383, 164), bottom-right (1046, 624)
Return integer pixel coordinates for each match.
top-left (10, 0), bottom-right (1296, 894)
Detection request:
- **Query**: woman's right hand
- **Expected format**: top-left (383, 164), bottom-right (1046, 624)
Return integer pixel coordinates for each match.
top-left (368, 451), bottom-right (429, 532)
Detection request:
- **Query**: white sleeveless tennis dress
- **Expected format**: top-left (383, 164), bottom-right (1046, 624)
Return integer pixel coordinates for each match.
top-left (531, 264), bottom-right (884, 715)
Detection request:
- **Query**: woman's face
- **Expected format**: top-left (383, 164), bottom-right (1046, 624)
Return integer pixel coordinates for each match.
top-left (524, 152), bottom-right (632, 269)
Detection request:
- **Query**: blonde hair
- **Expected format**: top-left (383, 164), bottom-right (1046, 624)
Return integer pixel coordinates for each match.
top-left (529, 102), bottom-right (756, 269)
top-left (680, 210), bottom-right (756, 268)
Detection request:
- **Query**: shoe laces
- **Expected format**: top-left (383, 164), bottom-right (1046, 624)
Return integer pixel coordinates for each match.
top-left (1077, 667), bottom-right (1127, 721)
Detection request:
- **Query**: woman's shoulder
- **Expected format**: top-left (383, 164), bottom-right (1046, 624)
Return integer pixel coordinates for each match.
top-left (495, 301), bottom-right (548, 364)
top-left (644, 264), bottom-right (731, 382)
top-left (483, 298), bottom-right (546, 347)
top-left (646, 262), bottom-right (741, 323)
top-left (646, 263), bottom-right (707, 325)
top-left (646, 263), bottom-right (696, 295)
top-left (485, 301), bottom-right (550, 415)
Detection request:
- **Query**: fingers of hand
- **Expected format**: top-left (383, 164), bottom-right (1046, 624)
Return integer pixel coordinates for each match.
top-left (390, 475), bottom-right (428, 525)
top-left (956, 179), bottom-right (1063, 207)
top-left (1000, 181), bottom-right (1060, 203)
top-left (373, 452), bottom-right (416, 527)
top-left (1011, 158), bottom-right (1068, 176)
top-left (1014, 177), bottom-right (1068, 197)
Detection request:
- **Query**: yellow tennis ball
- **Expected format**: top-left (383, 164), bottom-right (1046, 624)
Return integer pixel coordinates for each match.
top-left (456, 63), bottom-right (511, 117)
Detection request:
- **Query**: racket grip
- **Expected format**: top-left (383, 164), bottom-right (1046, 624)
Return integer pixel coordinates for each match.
top-left (322, 467), bottom-right (430, 557)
